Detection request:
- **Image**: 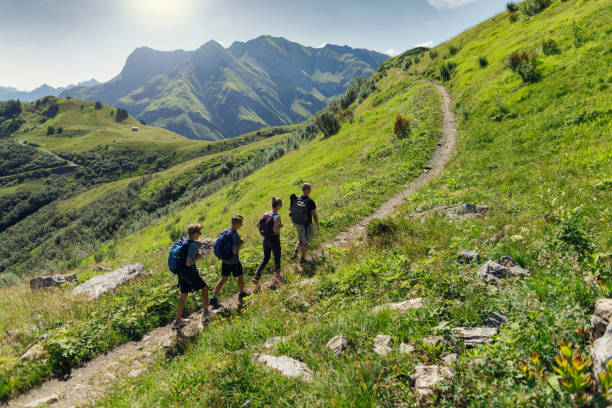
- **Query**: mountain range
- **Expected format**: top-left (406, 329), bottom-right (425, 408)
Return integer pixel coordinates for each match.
top-left (61, 36), bottom-right (389, 140)
top-left (0, 79), bottom-right (99, 102)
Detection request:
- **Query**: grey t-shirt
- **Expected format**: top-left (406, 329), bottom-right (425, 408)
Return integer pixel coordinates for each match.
top-left (186, 241), bottom-right (199, 261)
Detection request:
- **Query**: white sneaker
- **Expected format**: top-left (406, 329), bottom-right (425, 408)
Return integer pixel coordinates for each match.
top-left (171, 318), bottom-right (190, 329)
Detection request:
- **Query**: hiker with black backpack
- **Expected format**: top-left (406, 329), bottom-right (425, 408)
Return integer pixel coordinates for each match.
top-left (209, 214), bottom-right (249, 308)
top-left (168, 223), bottom-right (209, 329)
top-left (253, 197), bottom-right (284, 291)
top-left (290, 183), bottom-right (319, 263)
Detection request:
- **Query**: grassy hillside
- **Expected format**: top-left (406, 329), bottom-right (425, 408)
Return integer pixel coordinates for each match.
top-left (91, 0), bottom-right (610, 406)
top-left (0, 60), bottom-right (440, 401)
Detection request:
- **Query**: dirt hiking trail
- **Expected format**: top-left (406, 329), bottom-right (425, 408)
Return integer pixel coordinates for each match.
top-left (8, 83), bottom-right (458, 408)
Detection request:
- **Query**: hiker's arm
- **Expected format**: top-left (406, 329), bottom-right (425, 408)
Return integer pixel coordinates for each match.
top-left (186, 257), bottom-right (195, 267)
top-left (273, 217), bottom-right (282, 234)
top-left (312, 209), bottom-right (320, 232)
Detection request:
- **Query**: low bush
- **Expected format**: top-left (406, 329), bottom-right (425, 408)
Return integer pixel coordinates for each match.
top-left (448, 45), bottom-right (459, 56)
top-left (506, 50), bottom-right (540, 83)
top-left (393, 114), bottom-right (411, 139)
top-left (440, 61), bottom-right (457, 81)
top-left (429, 50), bottom-right (438, 59)
top-left (94, 101), bottom-right (102, 110)
top-left (572, 22), bottom-right (591, 48)
top-left (520, 0), bottom-right (551, 16)
top-left (508, 11), bottom-right (519, 22)
top-left (478, 56), bottom-right (488, 67)
top-left (506, 1), bottom-right (518, 12)
top-left (46, 126), bottom-right (55, 135)
top-left (542, 38), bottom-right (560, 55)
top-left (315, 111), bottom-right (340, 136)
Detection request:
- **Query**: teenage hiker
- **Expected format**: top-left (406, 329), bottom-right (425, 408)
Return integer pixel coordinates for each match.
top-left (168, 223), bottom-right (209, 329)
top-left (290, 182), bottom-right (320, 263)
top-left (209, 214), bottom-right (249, 309)
top-left (253, 197), bottom-right (285, 291)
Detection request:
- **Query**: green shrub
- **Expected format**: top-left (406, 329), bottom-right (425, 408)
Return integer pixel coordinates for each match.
top-left (167, 224), bottom-right (183, 242)
top-left (413, 56), bottom-right (420, 64)
top-left (366, 218), bottom-right (397, 243)
top-left (315, 111), bottom-right (340, 136)
top-left (520, 0), bottom-right (551, 16)
top-left (542, 38), bottom-right (560, 55)
top-left (506, 50), bottom-right (540, 83)
top-left (506, 1), bottom-right (518, 12)
top-left (440, 61), bottom-right (457, 81)
top-left (94, 101), bottom-right (102, 110)
top-left (429, 50), bottom-right (438, 59)
top-left (115, 108), bottom-right (128, 122)
top-left (56, 127), bottom-right (63, 134)
top-left (448, 45), bottom-right (459, 56)
top-left (46, 126), bottom-right (55, 135)
top-left (44, 103), bottom-right (59, 118)
top-left (393, 115), bottom-right (410, 139)
top-left (572, 22), bottom-right (591, 48)
top-left (478, 56), bottom-right (488, 67)
top-left (508, 11), bottom-right (519, 22)
top-left (402, 58), bottom-right (412, 70)
top-left (556, 208), bottom-right (593, 256)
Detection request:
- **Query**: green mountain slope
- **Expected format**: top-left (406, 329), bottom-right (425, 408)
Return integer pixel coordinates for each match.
top-left (63, 36), bottom-right (389, 140)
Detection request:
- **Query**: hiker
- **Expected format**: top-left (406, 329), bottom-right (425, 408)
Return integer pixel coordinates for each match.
top-left (253, 197), bottom-right (284, 290)
top-left (209, 214), bottom-right (249, 308)
top-left (290, 182), bottom-right (319, 262)
top-left (168, 223), bottom-right (209, 329)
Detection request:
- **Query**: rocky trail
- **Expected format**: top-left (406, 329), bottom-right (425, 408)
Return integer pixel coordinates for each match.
top-left (8, 83), bottom-right (458, 408)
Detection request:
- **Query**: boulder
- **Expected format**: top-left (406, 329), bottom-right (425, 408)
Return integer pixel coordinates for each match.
top-left (264, 336), bottom-right (289, 349)
top-left (409, 365), bottom-right (452, 396)
top-left (453, 327), bottom-right (498, 347)
top-left (457, 251), bottom-right (480, 264)
top-left (456, 203), bottom-right (477, 215)
top-left (496, 256), bottom-right (516, 267)
top-left (25, 395), bottom-right (59, 408)
top-left (477, 261), bottom-right (508, 283)
top-left (591, 299), bottom-right (612, 338)
top-left (30, 273), bottom-right (77, 292)
top-left (19, 343), bottom-right (46, 362)
top-left (373, 298), bottom-right (424, 314)
top-left (509, 265), bottom-right (530, 277)
top-left (326, 335), bottom-right (349, 356)
top-left (194, 238), bottom-right (216, 255)
top-left (254, 354), bottom-right (314, 381)
top-left (374, 334), bottom-right (392, 356)
top-left (71, 262), bottom-right (146, 299)
top-left (442, 353), bottom-right (458, 365)
top-left (592, 322), bottom-right (612, 380)
top-left (484, 312), bottom-right (508, 328)
top-left (399, 343), bottom-right (415, 354)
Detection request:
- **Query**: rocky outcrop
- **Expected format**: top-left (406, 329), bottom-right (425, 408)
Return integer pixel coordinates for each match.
top-left (410, 365), bottom-right (453, 396)
top-left (477, 259), bottom-right (529, 283)
top-left (592, 322), bottom-right (612, 380)
top-left (30, 273), bottom-right (77, 292)
top-left (591, 299), bottom-right (612, 338)
top-left (374, 334), bottom-right (392, 356)
top-left (457, 251), bottom-right (480, 264)
top-left (400, 343), bottom-right (415, 354)
top-left (373, 298), bottom-right (424, 313)
top-left (484, 312), bottom-right (508, 328)
top-left (442, 353), bottom-right (458, 365)
top-left (326, 336), bottom-right (349, 356)
top-left (453, 327), bottom-right (497, 347)
top-left (71, 263), bottom-right (147, 299)
top-left (19, 343), bottom-right (46, 362)
top-left (194, 238), bottom-right (216, 255)
top-left (254, 354), bottom-right (314, 381)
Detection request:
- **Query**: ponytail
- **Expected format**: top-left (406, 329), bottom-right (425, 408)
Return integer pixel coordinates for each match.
top-left (271, 196), bottom-right (283, 208)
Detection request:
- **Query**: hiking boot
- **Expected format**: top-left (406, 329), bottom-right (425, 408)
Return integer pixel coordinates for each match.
top-left (300, 256), bottom-right (307, 264)
top-left (171, 318), bottom-right (190, 329)
top-left (238, 291), bottom-right (250, 302)
top-left (209, 297), bottom-right (220, 309)
top-left (291, 252), bottom-right (298, 262)
top-left (201, 311), bottom-right (210, 325)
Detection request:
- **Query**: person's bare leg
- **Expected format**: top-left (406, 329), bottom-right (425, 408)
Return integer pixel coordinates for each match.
top-left (200, 286), bottom-right (209, 313)
top-left (237, 275), bottom-right (245, 292)
top-left (213, 276), bottom-right (228, 297)
top-left (176, 292), bottom-right (188, 321)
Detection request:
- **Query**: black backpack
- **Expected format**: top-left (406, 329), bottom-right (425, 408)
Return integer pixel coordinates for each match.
top-left (258, 212), bottom-right (276, 237)
top-left (289, 194), bottom-right (310, 226)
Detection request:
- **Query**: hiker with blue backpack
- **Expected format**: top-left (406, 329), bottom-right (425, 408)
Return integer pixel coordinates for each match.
top-left (252, 197), bottom-right (285, 291)
top-left (209, 214), bottom-right (249, 308)
top-left (168, 223), bottom-right (209, 329)
top-left (290, 183), bottom-right (319, 263)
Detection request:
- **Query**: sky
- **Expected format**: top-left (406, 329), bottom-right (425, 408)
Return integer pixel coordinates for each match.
top-left (0, 0), bottom-right (509, 91)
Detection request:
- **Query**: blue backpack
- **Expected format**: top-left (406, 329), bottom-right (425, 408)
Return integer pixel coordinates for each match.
top-left (168, 237), bottom-right (191, 274)
top-left (214, 229), bottom-right (235, 260)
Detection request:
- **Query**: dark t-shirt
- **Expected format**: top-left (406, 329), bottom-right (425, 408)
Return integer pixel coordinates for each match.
top-left (301, 195), bottom-right (316, 225)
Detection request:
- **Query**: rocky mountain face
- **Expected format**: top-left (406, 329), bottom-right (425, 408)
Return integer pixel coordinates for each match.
top-left (62, 36), bottom-right (388, 140)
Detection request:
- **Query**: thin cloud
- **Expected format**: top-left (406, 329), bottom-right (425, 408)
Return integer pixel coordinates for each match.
top-left (427, 0), bottom-right (479, 10)
top-left (414, 41), bottom-right (434, 48)
top-left (317, 42), bottom-right (327, 48)
top-left (385, 49), bottom-right (399, 56)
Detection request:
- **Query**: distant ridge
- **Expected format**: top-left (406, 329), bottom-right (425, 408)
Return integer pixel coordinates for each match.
top-left (0, 79), bottom-right (99, 102)
top-left (62, 36), bottom-right (389, 140)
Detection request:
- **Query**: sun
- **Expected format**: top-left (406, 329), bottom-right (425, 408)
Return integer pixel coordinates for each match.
top-left (128, 0), bottom-right (196, 26)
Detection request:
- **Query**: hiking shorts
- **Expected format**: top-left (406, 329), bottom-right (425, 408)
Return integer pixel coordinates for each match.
top-left (221, 261), bottom-right (243, 278)
top-left (295, 223), bottom-right (314, 244)
top-left (177, 266), bottom-right (207, 293)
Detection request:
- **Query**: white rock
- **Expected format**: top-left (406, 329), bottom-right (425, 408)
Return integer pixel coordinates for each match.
top-left (264, 336), bottom-right (289, 349)
top-left (25, 394), bottom-right (59, 407)
top-left (592, 323), bottom-right (612, 380)
top-left (477, 261), bottom-right (508, 283)
top-left (399, 343), bottom-right (415, 354)
top-left (373, 298), bottom-right (424, 313)
top-left (422, 335), bottom-right (445, 346)
top-left (442, 353), bottom-right (458, 365)
top-left (71, 262), bottom-right (146, 299)
top-left (374, 334), bottom-right (392, 356)
top-left (19, 343), bottom-right (45, 362)
top-left (591, 299), bottom-right (612, 338)
top-left (326, 336), bottom-right (349, 355)
top-left (453, 327), bottom-right (498, 347)
top-left (254, 354), bottom-right (314, 381)
top-left (410, 365), bottom-right (452, 396)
